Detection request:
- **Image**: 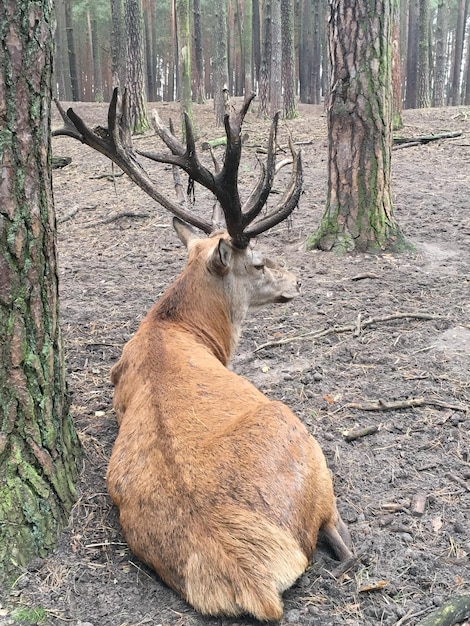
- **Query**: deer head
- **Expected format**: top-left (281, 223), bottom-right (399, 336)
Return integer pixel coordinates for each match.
top-left (53, 88), bottom-right (303, 249)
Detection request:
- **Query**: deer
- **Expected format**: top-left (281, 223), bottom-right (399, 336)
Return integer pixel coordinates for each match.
top-left (54, 90), bottom-right (353, 621)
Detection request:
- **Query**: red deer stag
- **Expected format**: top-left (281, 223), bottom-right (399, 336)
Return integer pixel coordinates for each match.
top-left (54, 91), bottom-right (353, 621)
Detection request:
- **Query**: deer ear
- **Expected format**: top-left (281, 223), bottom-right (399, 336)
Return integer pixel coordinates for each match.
top-left (208, 239), bottom-right (232, 274)
top-left (173, 217), bottom-right (200, 248)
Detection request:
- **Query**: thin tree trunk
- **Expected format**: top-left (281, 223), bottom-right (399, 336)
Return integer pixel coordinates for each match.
top-left (168, 0), bottom-right (176, 101)
top-left (417, 0), bottom-right (431, 107)
top-left (175, 0), bottom-right (194, 131)
top-left (193, 0), bottom-right (206, 103)
top-left (64, 0), bottom-right (80, 101)
top-left (299, 0), bottom-right (313, 103)
top-left (258, 0), bottom-right (272, 116)
top-left (281, 0), bottom-right (297, 118)
top-left (433, 0), bottom-right (448, 107)
top-left (404, 0), bottom-right (419, 108)
top-left (244, 0), bottom-right (253, 95)
top-left (392, 0), bottom-right (403, 128)
top-left (91, 12), bottom-right (104, 102)
top-left (110, 0), bottom-right (126, 89)
top-left (125, 0), bottom-right (150, 133)
top-left (0, 0), bottom-right (80, 581)
top-left (54, 0), bottom-right (69, 99)
top-left (451, 0), bottom-right (467, 105)
top-left (213, 0), bottom-right (228, 126)
top-left (252, 0), bottom-right (261, 85)
top-left (270, 0), bottom-right (282, 116)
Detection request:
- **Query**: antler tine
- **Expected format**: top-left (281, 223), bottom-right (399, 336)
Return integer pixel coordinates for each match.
top-left (244, 138), bottom-right (303, 239)
top-left (240, 112), bottom-right (279, 228)
top-left (53, 87), bottom-right (213, 234)
top-left (52, 99), bottom-right (83, 141)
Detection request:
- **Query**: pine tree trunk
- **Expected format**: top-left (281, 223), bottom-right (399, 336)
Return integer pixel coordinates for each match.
top-left (391, 0), bottom-right (403, 128)
top-left (213, 0), bottom-right (228, 126)
top-left (433, 0), bottom-right (448, 107)
top-left (451, 0), bottom-right (466, 105)
top-left (281, 0), bottom-right (297, 118)
top-left (193, 0), bottom-right (206, 103)
top-left (0, 0), bottom-right (81, 582)
top-left (64, 0), bottom-right (80, 101)
top-left (257, 0), bottom-right (272, 117)
top-left (125, 0), bottom-right (150, 133)
top-left (110, 0), bottom-right (126, 89)
top-left (404, 0), bottom-right (419, 108)
top-left (417, 0), bottom-right (430, 108)
top-left (308, 0), bottom-right (406, 254)
top-left (299, 0), bottom-right (313, 104)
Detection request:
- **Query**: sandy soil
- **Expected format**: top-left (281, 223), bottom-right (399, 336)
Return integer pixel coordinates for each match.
top-left (1, 100), bottom-right (469, 626)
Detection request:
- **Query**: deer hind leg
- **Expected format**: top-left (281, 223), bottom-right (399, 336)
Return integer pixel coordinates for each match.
top-left (320, 506), bottom-right (354, 562)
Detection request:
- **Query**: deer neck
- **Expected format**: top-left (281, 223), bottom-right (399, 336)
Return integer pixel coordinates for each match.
top-left (150, 266), bottom-right (243, 366)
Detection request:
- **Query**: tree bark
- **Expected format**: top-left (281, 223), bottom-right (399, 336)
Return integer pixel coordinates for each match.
top-left (417, 0), bottom-right (431, 107)
top-left (281, 0), bottom-right (297, 118)
top-left (193, 0), bottom-right (206, 103)
top-left (125, 0), bottom-right (150, 133)
top-left (64, 0), bottom-right (80, 101)
top-left (110, 0), bottom-right (126, 90)
top-left (0, 0), bottom-right (81, 581)
top-left (213, 0), bottom-right (228, 126)
top-left (451, 0), bottom-right (467, 105)
top-left (404, 0), bottom-right (419, 108)
top-left (433, 0), bottom-right (448, 107)
top-left (391, 0), bottom-right (403, 128)
top-left (308, 0), bottom-right (406, 253)
top-left (257, 0), bottom-right (272, 117)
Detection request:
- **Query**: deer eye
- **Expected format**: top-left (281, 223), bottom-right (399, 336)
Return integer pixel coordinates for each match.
top-left (253, 263), bottom-right (265, 271)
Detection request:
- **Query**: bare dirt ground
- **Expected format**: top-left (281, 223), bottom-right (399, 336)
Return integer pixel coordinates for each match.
top-left (1, 101), bottom-right (470, 626)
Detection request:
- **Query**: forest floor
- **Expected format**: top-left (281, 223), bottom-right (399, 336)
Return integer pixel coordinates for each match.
top-left (1, 100), bottom-right (470, 626)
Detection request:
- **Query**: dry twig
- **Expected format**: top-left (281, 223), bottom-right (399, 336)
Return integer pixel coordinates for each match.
top-left (254, 312), bottom-right (450, 352)
top-left (345, 397), bottom-right (467, 413)
top-left (83, 211), bottom-right (151, 228)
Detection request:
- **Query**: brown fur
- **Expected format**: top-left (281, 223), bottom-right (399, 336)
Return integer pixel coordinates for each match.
top-left (107, 222), bottom-right (353, 621)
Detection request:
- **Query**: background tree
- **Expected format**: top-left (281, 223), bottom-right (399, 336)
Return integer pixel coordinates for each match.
top-left (175, 0), bottom-right (194, 130)
top-left (193, 0), bottom-right (206, 103)
top-left (308, 0), bottom-right (406, 253)
top-left (125, 0), bottom-right (150, 133)
top-left (110, 0), bottom-right (126, 89)
top-left (258, 0), bottom-right (272, 116)
top-left (417, 0), bottom-right (431, 108)
top-left (0, 0), bottom-right (81, 582)
top-left (281, 0), bottom-right (297, 118)
top-left (391, 0), bottom-right (403, 128)
top-left (433, 0), bottom-right (448, 107)
top-left (213, 0), bottom-right (229, 125)
top-left (451, 0), bottom-right (468, 105)
top-left (64, 0), bottom-right (80, 100)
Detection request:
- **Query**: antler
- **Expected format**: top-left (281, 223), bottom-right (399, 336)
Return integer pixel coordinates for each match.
top-left (53, 88), bottom-right (303, 249)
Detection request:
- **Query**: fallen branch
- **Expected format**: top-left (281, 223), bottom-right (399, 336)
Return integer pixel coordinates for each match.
top-left (345, 397), bottom-right (467, 413)
top-left (83, 211), bottom-right (151, 228)
top-left (90, 171), bottom-right (125, 181)
top-left (57, 206), bottom-right (80, 224)
top-left (393, 130), bottom-right (463, 146)
top-left (343, 425), bottom-right (379, 442)
top-left (415, 595), bottom-right (470, 626)
top-left (254, 312), bottom-right (450, 352)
